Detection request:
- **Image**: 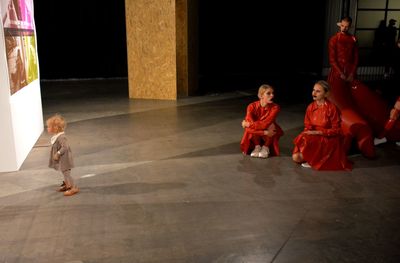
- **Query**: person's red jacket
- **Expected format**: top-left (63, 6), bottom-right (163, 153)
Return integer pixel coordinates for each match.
top-left (293, 100), bottom-right (352, 170)
top-left (329, 32), bottom-right (358, 79)
top-left (240, 101), bottom-right (283, 155)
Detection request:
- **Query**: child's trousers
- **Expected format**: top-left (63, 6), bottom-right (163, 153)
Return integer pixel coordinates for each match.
top-left (62, 169), bottom-right (74, 188)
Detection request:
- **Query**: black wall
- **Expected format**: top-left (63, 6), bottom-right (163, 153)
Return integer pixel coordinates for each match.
top-left (198, 1), bottom-right (327, 93)
top-left (33, 0), bottom-right (127, 79)
top-left (34, 1), bottom-right (326, 95)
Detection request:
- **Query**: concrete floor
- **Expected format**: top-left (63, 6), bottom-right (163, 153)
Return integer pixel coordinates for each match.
top-left (1, 79), bottom-right (400, 263)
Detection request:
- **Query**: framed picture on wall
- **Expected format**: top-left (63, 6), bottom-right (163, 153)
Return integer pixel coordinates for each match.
top-left (1, 0), bottom-right (37, 95)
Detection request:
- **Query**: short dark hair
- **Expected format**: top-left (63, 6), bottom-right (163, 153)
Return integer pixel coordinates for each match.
top-left (341, 16), bottom-right (352, 24)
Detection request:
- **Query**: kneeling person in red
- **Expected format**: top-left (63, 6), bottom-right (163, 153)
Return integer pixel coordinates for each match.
top-left (292, 80), bottom-right (352, 170)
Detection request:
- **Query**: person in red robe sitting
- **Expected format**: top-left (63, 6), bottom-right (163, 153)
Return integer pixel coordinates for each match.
top-left (374, 96), bottom-right (400, 145)
top-left (292, 80), bottom-right (352, 170)
top-left (240, 84), bottom-right (283, 158)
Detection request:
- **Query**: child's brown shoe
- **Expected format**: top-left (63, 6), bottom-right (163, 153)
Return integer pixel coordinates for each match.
top-left (58, 185), bottom-right (70, 192)
top-left (57, 181), bottom-right (68, 192)
top-left (64, 187), bottom-right (79, 196)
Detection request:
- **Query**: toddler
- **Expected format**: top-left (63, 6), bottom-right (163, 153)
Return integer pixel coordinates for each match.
top-left (46, 114), bottom-right (79, 196)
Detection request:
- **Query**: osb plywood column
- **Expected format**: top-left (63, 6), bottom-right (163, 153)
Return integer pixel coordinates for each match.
top-left (125, 0), bottom-right (177, 100)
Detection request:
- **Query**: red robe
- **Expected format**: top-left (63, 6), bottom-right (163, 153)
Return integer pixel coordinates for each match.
top-left (350, 82), bottom-right (400, 141)
top-left (329, 32), bottom-right (358, 81)
top-left (293, 100), bottom-right (352, 171)
top-left (380, 96), bottom-right (400, 141)
top-left (328, 32), bottom-right (376, 158)
top-left (240, 101), bottom-right (283, 156)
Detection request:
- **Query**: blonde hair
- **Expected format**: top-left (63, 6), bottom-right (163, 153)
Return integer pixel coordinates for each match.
top-left (258, 84), bottom-right (274, 99)
top-left (46, 114), bottom-right (66, 133)
top-left (316, 80), bottom-right (330, 93)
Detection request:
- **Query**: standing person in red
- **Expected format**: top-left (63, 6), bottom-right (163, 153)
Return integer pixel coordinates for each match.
top-left (292, 80), bottom-right (352, 170)
top-left (329, 16), bottom-right (358, 85)
top-left (327, 16), bottom-right (375, 158)
top-left (240, 84), bottom-right (283, 158)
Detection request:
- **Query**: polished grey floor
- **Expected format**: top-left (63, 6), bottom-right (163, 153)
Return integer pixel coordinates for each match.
top-left (1, 79), bottom-right (400, 263)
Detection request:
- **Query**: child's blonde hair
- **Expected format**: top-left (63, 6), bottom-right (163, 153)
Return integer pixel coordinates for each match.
top-left (46, 114), bottom-right (66, 133)
top-left (258, 84), bottom-right (274, 99)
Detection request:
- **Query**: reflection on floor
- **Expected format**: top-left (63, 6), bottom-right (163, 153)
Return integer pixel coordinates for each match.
top-left (0, 79), bottom-right (399, 262)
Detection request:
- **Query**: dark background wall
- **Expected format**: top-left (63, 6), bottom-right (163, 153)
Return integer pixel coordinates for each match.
top-left (33, 1), bottom-right (327, 95)
top-left (198, 1), bottom-right (327, 94)
top-left (33, 0), bottom-right (128, 79)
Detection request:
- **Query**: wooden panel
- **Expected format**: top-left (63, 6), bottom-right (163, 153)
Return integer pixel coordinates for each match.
top-left (125, 0), bottom-right (177, 100)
